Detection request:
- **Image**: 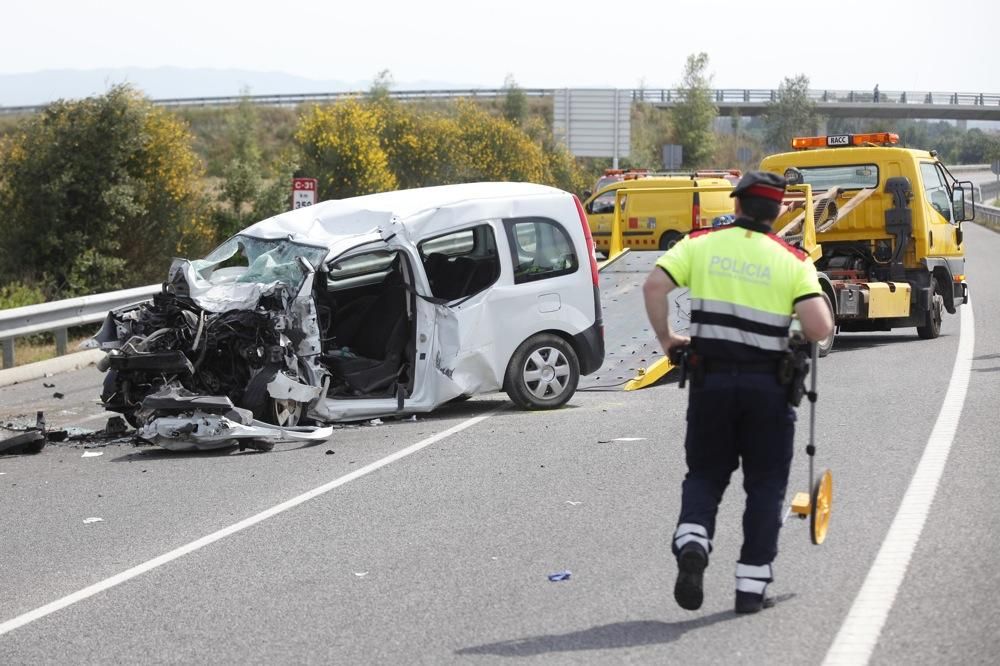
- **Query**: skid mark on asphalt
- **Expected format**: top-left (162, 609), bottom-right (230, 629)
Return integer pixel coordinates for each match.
top-left (822, 302), bottom-right (975, 665)
top-left (0, 407), bottom-right (503, 637)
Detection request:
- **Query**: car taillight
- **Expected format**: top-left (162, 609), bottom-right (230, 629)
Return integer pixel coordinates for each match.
top-left (573, 195), bottom-right (600, 286)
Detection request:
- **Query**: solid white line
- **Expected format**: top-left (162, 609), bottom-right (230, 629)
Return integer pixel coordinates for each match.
top-left (0, 409), bottom-right (500, 637)
top-left (822, 302), bottom-right (975, 665)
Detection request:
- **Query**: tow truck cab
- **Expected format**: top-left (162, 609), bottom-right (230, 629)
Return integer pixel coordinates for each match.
top-left (760, 132), bottom-right (972, 347)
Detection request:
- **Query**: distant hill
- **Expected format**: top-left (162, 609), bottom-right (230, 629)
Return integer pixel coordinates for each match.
top-left (0, 67), bottom-right (479, 107)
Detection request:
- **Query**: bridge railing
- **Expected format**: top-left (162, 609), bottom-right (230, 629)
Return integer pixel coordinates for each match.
top-left (4, 88), bottom-right (1000, 115)
top-left (632, 88), bottom-right (1000, 106)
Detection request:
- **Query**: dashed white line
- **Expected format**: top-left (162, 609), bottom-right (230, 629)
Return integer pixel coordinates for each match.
top-left (0, 408), bottom-right (501, 637)
top-left (822, 302), bottom-right (975, 665)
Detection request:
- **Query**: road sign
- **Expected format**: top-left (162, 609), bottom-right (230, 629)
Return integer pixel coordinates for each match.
top-left (662, 144), bottom-right (683, 170)
top-left (991, 160), bottom-right (1000, 176)
top-left (292, 178), bottom-right (318, 209)
top-left (553, 89), bottom-right (631, 165)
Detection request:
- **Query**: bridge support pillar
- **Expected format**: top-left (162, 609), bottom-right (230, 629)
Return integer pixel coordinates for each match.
top-left (956, 119), bottom-right (968, 131)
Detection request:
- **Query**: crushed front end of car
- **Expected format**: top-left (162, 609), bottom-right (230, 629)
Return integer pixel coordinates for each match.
top-left (94, 235), bottom-right (333, 451)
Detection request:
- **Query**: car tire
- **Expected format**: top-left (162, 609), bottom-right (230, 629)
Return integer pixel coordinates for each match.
top-left (659, 231), bottom-right (683, 251)
top-left (504, 334), bottom-right (580, 410)
top-left (916, 279), bottom-right (943, 340)
top-left (816, 293), bottom-right (836, 357)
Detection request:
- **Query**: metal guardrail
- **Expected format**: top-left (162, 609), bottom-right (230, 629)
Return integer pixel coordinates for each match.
top-left (3, 87), bottom-right (999, 115)
top-left (0, 284), bottom-right (160, 368)
top-left (977, 203), bottom-right (1000, 229)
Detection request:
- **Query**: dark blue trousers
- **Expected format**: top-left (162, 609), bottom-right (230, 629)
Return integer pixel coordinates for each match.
top-left (677, 370), bottom-right (795, 566)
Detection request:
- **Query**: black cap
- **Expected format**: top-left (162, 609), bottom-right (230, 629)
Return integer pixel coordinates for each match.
top-left (730, 171), bottom-right (787, 202)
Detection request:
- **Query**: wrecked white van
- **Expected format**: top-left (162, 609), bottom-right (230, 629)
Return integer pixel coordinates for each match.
top-left (95, 182), bottom-right (604, 449)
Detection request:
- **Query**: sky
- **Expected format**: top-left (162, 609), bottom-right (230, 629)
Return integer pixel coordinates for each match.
top-left (2, 0), bottom-right (998, 92)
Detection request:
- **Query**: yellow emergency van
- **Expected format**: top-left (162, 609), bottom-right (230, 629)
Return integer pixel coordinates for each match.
top-left (582, 175), bottom-right (735, 253)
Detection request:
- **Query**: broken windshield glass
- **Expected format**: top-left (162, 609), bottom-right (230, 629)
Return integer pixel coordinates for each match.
top-left (191, 235), bottom-right (328, 294)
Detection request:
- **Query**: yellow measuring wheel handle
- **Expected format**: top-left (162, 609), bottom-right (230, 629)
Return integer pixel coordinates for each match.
top-left (810, 469), bottom-right (833, 545)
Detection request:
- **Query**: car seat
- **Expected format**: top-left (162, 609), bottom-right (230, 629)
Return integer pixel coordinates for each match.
top-left (325, 259), bottom-right (409, 394)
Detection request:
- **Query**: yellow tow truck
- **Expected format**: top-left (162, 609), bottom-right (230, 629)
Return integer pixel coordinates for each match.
top-left (617, 131), bottom-right (973, 390)
top-left (762, 131), bottom-right (972, 354)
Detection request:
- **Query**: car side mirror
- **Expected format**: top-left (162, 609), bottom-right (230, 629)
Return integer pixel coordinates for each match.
top-left (582, 190), bottom-right (592, 200)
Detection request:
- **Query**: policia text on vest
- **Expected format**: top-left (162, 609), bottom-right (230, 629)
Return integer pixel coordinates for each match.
top-left (641, 171), bottom-right (833, 615)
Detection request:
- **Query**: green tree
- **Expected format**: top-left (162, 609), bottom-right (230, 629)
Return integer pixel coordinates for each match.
top-left (763, 74), bottom-right (819, 152)
top-left (631, 101), bottom-right (673, 169)
top-left (0, 85), bottom-right (207, 297)
top-left (671, 53), bottom-right (717, 168)
top-left (210, 93), bottom-right (297, 240)
top-left (501, 75), bottom-right (528, 126)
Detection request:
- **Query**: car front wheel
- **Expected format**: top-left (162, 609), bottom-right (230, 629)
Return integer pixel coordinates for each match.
top-left (504, 334), bottom-right (580, 410)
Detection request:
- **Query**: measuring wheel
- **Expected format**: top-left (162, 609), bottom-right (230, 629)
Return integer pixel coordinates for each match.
top-left (810, 469), bottom-right (833, 545)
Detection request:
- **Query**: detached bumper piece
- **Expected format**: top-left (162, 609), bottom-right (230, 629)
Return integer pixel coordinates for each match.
top-left (0, 412), bottom-right (48, 455)
top-left (136, 388), bottom-right (332, 452)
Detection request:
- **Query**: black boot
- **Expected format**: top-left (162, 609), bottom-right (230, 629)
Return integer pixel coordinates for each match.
top-left (734, 562), bottom-right (775, 614)
top-left (674, 542), bottom-right (709, 611)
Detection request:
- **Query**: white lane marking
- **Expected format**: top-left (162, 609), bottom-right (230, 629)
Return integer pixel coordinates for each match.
top-left (0, 409), bottom-right (501, 637)
top-left (823, 303), bottom-right (975, 665)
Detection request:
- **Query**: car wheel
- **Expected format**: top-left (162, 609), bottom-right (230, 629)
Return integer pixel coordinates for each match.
top-left (266, 397), bottom-right (304, 427)
top-left (504, 334), bottom-right (580, 410)
top-left (816, 293), bottom-right (836, 357)
top-left (916, 279), bottom-right (943, 339)
top-left (659, 231), bottom-right (682, 251)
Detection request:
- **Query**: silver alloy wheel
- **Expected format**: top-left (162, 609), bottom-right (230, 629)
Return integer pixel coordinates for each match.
top-left (271, 398), bottom-right (303, 427)
top-left (521, 346), bottom-right (572, 400)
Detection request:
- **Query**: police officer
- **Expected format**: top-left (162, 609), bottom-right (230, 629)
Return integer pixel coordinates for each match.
top-left (642, 171), bottom-right (833, 613)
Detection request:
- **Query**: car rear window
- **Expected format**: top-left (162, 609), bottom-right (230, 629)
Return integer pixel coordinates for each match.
top-left (504, 217), bottom-right (578, 284)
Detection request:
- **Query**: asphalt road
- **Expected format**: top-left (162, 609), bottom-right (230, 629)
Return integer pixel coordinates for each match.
top-left (1, 224), bottom-right (997, 664)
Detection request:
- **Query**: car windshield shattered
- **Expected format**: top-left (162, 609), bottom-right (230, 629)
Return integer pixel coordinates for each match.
top-left (192, 235), bottom-right (328, 295)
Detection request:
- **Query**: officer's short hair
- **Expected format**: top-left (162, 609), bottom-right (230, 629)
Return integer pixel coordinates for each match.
top-left (739, 196), bottom-right (781, 223)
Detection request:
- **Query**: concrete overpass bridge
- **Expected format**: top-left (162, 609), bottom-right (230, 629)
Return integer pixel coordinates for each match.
top-left (3, 87), bottom-right (999, 122)
top-left (635, 88), bottom-right (1000, 121)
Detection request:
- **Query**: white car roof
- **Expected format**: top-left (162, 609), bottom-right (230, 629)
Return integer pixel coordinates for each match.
top-left (241, 182), bottom-right (569, 257)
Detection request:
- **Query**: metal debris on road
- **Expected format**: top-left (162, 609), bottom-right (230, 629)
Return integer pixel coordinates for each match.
top-left (354, 572), bottom-right (369, 577)
top-left (548, 570), bottom-right (572, 582)
top-left (43, 382), bottom-right (55, 388)
top-left (81, 451), bottom-right (104, 458)
top-left (325, 450), bottom-right (335, 455)
top-left (82, 517), bottom-right (104, 524)
top-left (53, 392), bottom-right (65, 399)
top-left (565, 501), bottom-right (582, 506)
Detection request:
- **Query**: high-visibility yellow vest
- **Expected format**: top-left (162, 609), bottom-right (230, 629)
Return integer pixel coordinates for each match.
top-left (656, 218), bottom-right (822, 359)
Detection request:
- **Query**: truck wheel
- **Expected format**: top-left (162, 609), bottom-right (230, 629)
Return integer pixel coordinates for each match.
top-left (917, 280), bottom-right (943, 339)
top-left (504, 334), bottom-right (580, 410)
top-left (659, 231), bottom-right (683, 251)
top-left (817, 293), bottom-right (835, 357)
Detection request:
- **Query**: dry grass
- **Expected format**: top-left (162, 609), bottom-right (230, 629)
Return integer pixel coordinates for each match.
top-left (3, 332), bottom-right (97, 370)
